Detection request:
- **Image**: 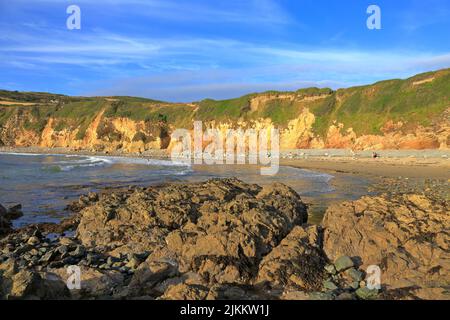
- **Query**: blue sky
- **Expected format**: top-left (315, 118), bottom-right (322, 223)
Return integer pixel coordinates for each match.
top-left (1, 0), bottom-right (450, 102)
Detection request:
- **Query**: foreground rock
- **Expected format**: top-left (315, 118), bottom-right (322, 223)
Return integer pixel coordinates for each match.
top-left (2, 179), bottom-right (323, 300)
top-left (323, 193), bottom-right (450, 300)
top-left (1, 179), bottom-right (448, 300)
top-left (76, 178), bottom-right (310, 293)
top-left (0, 204), bottom-right (23, 236)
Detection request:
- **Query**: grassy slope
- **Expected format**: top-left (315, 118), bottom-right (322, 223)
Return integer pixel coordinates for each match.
top-left (0, 69), bottom-right (449, 138)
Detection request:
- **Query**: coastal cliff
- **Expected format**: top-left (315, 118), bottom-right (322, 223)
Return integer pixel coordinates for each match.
top-left (1, 69), bottom-right (449, 152)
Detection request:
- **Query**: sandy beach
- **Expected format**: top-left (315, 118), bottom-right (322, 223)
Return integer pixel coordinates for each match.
top-left (282, 157), bottom-right (450, 179)
top-left (2, 145), bottom-right (449, 179)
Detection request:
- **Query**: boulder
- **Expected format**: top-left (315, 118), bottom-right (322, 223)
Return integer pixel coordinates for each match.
top-left (161, 283), bottom-right (209, 300)
top-left (1, 268), bottom-right (70, 300)
top-left (323, 193), bottom-right (450, 300)
top-left (334, 256), bottom-right (354, 272)
top-left (76, 178), bottom-right (308, 287)
top-left (0, 203), bottom-right (24, 237)
top-left (256, 225), bottom-right (326, 291)
top-left (48, 266), bottom-right (124, 299)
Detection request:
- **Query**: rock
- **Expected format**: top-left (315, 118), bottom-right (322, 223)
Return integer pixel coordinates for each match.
top-left (127, 260), bottom-right (178, 296)
top-left (334, 256), bottom-right (354, 272)
top-left (40, 250), bottom-right (57, 263)
top-left (48, 266), bottom-right (124, 299)
top-left (324, 264), bottom-right (337, 275)
top-left (7, 204), bottom-right (23, 219)
top-left (56, 245), bottom-right (69, 255)
top-left (14, 244), bottom-right (33, 255)
top-left (88, 192), bottom-right (99, 202)
top-left (206, 284), bottom-right (249, 300)
top-left (345, 268), bottom-right (364, 282)
top-left (0, 203), bottom-right (16, 237)
top-left (356, 287), bottom-right (379, 300)
top-left (308, 292), bottom-right (335, 300)
top-left (323, 193), bottom-right (450, 300)
top-left (59, 237), bottom-right (76, 246)
top-left (322, 280), bottom-right (338, 291)
top-left (125, 255), bottom-right (142, 270)
top-left (336, 292), bottom-right (356, 300)
top-left (3, 269), bottom-right (69, 300)
top-left (8, 269), bottom-right (42, 299)
top-left (76, 178), bottom-right (308, 288)
top-left (70, 245), bottom-right (86, 258)
top-left (280, 291), bottom-right (310, 300)
top-left (0, 204), bottom-right (7, 215)
top-left (162, 283), bottom-right (209, 300)
top-left (27, 236), bottom-right (40, 246)
top-left (256, 225), bottom-right (326, 291)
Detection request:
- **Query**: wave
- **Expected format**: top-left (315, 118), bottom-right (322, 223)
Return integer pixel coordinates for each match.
top-left (1, 151), bottom-right (190, 171)
top-left (100, 156), bottom-right (190, 167)
top-left (291, 168), bottom-right (334, 182)
top-left (0, 151), bottom-right (46, 157)
top-left (52, 155), bottom-right (189, 172)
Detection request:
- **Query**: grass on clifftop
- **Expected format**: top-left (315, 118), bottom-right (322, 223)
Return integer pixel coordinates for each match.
top-left (0, 68), bottom-right (449, 137)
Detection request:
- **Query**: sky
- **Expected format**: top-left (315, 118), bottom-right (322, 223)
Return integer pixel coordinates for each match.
top-left (0, 0), bottom-right (450, 102)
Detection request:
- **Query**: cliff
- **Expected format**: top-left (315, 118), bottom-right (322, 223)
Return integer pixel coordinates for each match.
top-left (0, 69), bottom-right (449, 152)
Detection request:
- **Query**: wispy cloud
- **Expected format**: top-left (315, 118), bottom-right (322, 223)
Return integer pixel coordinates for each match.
top-left (398, 0), bottom-right (450, 32)
top-left (1, 0), bottom-right (449, 100)
top-left (10, 0), bottom-right (293, 25)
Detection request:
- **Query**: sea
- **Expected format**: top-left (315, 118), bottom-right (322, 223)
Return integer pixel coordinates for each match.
top-left (0, 152), bottom-right (371, 227)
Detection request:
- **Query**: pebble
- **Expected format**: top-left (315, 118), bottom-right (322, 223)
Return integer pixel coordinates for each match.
top-left (323, 280), bottom-right (339, 291)
top-left (334, 256), bottom-right (354, 272)
top-left (356, 287), bottom-right (379, 300)
top-left (346, 267), bottom-right (364, 282)
top-left (324, 264), bottom-right (337, 275)
top-left (56, 245), bottom-right (69, 255)
top-left (27, 236), bottom-right (40, 246)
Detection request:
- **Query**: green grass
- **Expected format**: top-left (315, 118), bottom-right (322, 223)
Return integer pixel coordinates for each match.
top-left (195, 95), bottom-right (251, 121)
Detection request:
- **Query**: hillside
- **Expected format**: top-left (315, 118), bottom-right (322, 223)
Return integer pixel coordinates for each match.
top-left (0, 68), bottom-right (449, 152)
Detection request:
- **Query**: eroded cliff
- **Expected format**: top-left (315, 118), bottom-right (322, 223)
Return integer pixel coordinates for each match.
top-left (0, 69), bottom-right (449, 152)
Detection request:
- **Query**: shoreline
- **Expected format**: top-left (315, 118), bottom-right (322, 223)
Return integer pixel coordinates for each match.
top-left (1, 145), bottom-right (449, 180)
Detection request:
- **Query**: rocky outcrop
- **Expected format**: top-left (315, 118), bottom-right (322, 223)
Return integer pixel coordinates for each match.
top-left (0, 258), bottom-right (70, 299)
top-left (0, 204), bottom-right (23, 237)
top-left (76, 178), bottom-right (308, 288)
top-left (1, 179), bottom-right (448, 300)
top-left (256, 225), bottom-right (326, 291)
top-left (322, 194), bottom-right (450, 300)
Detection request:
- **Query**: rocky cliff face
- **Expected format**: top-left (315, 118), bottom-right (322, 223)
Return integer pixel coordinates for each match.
top-left (1, 69), bottom-right (449, 152)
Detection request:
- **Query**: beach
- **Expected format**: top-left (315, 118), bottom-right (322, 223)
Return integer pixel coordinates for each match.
top-left (1, 146), bottom-right (448, 226)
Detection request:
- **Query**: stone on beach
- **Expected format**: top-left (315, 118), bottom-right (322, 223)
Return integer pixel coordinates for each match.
top-left (0, 178), bottom-right (448, 300)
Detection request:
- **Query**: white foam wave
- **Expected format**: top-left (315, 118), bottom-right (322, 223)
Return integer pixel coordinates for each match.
top-left (98, 156), bottom-right (190, 167)
top-left (0, 152), bottom-right (45, 157)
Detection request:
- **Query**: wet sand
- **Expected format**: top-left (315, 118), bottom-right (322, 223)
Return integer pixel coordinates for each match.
top-left (282, 157), bottom-right (450, 180)
top-left (2, 146), bottom-right (449, 178)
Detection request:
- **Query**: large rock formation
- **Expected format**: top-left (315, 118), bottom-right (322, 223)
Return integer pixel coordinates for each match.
top-left (322, 194), bottom-right (450, 300)
top-left (1, 179), bottom-right (448, 300)
top-left (77, 178), bottom-right (309, 287)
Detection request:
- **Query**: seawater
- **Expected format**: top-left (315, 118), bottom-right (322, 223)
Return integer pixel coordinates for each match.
top-left (0, 152), bottom-right (364, 227)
